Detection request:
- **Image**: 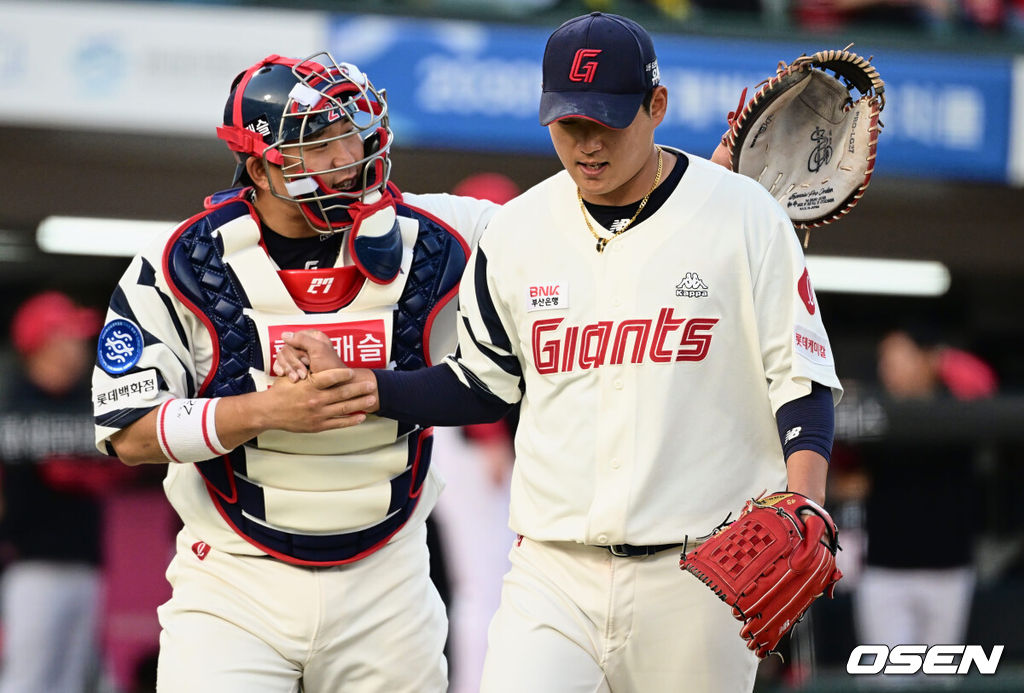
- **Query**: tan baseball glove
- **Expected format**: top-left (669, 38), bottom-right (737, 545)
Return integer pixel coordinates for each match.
top-left (723, 47), bottom-right (885, 243)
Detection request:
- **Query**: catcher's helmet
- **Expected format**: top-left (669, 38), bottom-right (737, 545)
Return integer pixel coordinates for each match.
top-left (216, 52), bottom-right (393, 233)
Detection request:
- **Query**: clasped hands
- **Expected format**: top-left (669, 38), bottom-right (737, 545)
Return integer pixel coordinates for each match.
top-left (270, 329), bottom-right (380, 430)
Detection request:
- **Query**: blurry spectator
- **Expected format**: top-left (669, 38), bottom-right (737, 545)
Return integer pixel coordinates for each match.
top-left (959, 0), bottom-right (1008, 30)
top-left (588, 0), bottom-right (765, 21)
top-left (794, 0), bottom-right (956, 32)
top-left (567, 0), bottom-right (1020, 32)
top-left (432, 172), bottom-right (520, 693)
top-left (689, 0), bottom-right (766, 14)
top-left (0, 291), bottom-right (131, 693)
top-left (451, 171), bottom-right (521, 204)
top-left (851, 327), bottom-right (997, 680)
top-left (1011, 0), bottom-right (1024, 33)
top-left (641, 0), bottom-right (692, 20)
top-left (431, 423), bottom-right (516, 693)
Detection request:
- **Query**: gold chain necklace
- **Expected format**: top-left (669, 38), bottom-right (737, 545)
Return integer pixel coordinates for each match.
top-left (578, 147), bottom-right (664, 254)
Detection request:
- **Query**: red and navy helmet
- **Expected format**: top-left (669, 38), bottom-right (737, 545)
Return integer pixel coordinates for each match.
top-left (216, 52), bottom-right (393, 234)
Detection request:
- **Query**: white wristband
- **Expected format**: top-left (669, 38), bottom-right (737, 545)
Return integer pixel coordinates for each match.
top-left (156, 398), bottom-right (230, 463)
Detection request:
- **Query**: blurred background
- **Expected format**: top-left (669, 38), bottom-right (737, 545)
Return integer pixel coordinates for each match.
top-left (0, 0), bottom-right (1022, 691)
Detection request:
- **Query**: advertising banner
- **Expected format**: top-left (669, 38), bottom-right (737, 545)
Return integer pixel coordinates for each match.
top-left (328, 14), bottom-right (1017, 183)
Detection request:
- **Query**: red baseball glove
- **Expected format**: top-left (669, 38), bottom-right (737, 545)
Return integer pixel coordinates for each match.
top-left (679, 491), bottom-right (842, 658)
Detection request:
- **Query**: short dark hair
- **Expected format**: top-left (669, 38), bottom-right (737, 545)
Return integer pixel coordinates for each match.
top-left (641, 88), bottom-right (656, 114)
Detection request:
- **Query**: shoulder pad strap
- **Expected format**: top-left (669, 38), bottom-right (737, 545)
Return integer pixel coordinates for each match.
top-left (205, 187), bottom-right (251, 209)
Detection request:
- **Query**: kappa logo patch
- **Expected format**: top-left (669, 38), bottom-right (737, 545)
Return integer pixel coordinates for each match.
top-left (525, 281), bottom-right (567, 312)
top-left (675, 272), bottom-right (708, 298)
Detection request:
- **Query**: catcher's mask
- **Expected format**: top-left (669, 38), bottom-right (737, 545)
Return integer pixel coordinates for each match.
top-left (216, 52), bottom-right (393, 234)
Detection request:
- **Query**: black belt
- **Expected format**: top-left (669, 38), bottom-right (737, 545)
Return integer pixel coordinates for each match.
top-left (600, 543), bottom-right (682, 558)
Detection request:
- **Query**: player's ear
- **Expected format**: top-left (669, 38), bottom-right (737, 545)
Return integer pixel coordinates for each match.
top-left (245, 157), bottom-right (271, 191)
top-left (649, 85), bottom-right (668, 125)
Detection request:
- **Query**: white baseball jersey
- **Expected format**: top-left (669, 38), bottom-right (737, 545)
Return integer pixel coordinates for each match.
top-left (92, 188), bottom-right (496, 692)
top-left (445, 149), bottom-right (843, 546)
top-left (92, 190), bottom-right (496, 562)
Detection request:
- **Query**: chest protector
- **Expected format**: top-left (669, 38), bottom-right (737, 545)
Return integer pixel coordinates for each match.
top-left (161, 187), bottom-right (469, 565)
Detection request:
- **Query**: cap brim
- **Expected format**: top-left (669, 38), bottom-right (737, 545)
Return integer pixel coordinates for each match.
top-left (539, 91), bottom-right (644, 130)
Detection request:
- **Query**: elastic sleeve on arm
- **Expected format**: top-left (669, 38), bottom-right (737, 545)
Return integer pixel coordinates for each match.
top-left (374, 364), bottom-right (512, 427)
top-left (776, 381), bottom-right (835, 462)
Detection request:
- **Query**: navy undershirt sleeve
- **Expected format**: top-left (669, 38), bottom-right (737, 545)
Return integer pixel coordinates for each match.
top-left (374, 365), bottom-right (512, 427)
top-left (776, 382), bottom-right (835, 462)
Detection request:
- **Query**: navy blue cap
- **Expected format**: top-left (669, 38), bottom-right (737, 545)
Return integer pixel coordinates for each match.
top-left (540, 12), bottom-right (660, 129)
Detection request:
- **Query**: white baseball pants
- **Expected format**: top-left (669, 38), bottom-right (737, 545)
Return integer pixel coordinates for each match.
top-left (480, 537), bottom-right (760, 693)
top-left (155, 521), bottom-right (447, 693)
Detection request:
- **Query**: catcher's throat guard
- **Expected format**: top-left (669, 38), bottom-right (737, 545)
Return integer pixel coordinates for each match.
top-left (725, 47), bottom-right (885, 244)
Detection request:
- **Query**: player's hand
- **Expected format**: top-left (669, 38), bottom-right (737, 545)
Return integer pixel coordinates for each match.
top-left (262, 367), bottom-right (379, 433)
top-left (273, 329), bottom-right (343, 382)
top-left (307, 366), bottom-right (381, 418)
top-left (711, 138), bottom-right (731, 168)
